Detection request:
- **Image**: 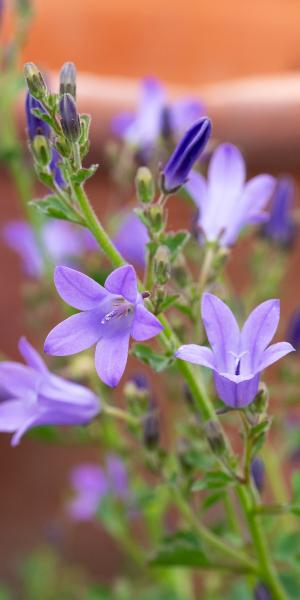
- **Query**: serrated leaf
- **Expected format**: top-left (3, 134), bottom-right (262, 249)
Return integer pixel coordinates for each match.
top-left (29, 195), bottom-right (85, 225)
top-left (71, 165), bottom-right (99, 185)
top-left (150, 531), bottom-right (209, 568)
top-left (163, 231), bottom-right (190, 261)
top-left (132, 344), bottom-right (173, 372)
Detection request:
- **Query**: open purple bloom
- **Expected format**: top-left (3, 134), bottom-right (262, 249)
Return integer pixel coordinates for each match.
top-left (185, 144), bottom-right (275, 247)
top-left (112, 77), bottom-right (203, 151)
top-left (162, 117), bottom-right (212, 192)
top-left (67, 455), bottom-right (129, 521)
top-left (175, 293), bottom-right (294, 408)
top-left (262, 176), bottom-right (296, 247)
top-left (44, 265), bottom-right (163, 387)
top-left (3, 219), bottom-right (96, 278)
top-left (114, 212), bottom-right (148, 269)
top-left (0, 337), bottom-right (100, 446)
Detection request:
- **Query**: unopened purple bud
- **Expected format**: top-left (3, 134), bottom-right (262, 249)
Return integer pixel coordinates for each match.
top-left (60, 62), bottom-right (77, 99)
top-left (250, 457), bottom-right (265, 494)
top-left (25, 93), bottom-right (50, 140)
top-left (254, 583), bottom-right (272, 600)
top-left (143, 401), bottom-right (160, 448)
top-left (162, 117), bottom-right (211, 193)
top-left (287, 309), bottom-right (300, 352)
top-left (262, 176), bottom-right (296, 248)
top-left (59, 93), bottom-right (81, 142)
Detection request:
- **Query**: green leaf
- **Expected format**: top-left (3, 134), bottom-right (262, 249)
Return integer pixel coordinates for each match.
top-left (71, 164), bottom-right (99, 185)
top-left (29, 195), bottom-right (85, 225)
top-left (163, 231), bottom-right (190, 261)
top-left (150, 531), bottom-right (209, 568)
top-left (30, 108), bottom-right (54, 128)
top-left (132, 344), bottom-right (173, 372)
top-left (201, 491), bottom-right (224, 511)
top-left (192, 470), bottom-right (234, 492)
top-left (156, 294), bottom-right (179, 314)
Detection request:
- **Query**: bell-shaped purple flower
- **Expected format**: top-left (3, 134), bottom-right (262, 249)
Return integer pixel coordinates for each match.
top-left (44, 265), bottom-right (163, 387)
top-left (162, 117), bottom-right (212, 192)
top-left (0, 337), bottom-right (100, 446)
top-left (185, 144), bottom-right (275, 246)
top-left (262, 176), bottom-right (296, 247)
top-left (175, 293), bottom-right (294, 408)
top-left (287, 309), bottom-right (300, 351)
top-left (25, 92), bottom-right (50, 140)
top-left (114, 212), bottom-right (148, 269)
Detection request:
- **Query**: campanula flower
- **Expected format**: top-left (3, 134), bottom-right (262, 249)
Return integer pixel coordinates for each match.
top-left (185, 144), bottom-right (275, 246)
top-left (175, 293), bottom-right (294, 408)
top-left (67, 455), bottom-right (128, 521)
top-left (44, 265), bottom-right (163, 387)
top-left (114, 212), bottom-right (148, 268)
top-left (162, 117), bottom-right (212, 192)
top-left (0, 337), bottom-right (100, 446)
top-left (3, 219), bottom-right (96, 278)
top-left (112, 77), bottom-right (203, 151)
top-left (287, 309), bottom-right (300, 351)
top-left (262, 176), bottom-right (296, 247)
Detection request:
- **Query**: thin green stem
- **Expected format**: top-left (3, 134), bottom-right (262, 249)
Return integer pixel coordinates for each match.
top-left (102, 404), bottom-right (139, 426)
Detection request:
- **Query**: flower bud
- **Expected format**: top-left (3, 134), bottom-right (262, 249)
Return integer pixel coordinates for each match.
top-left (31, 135), bottom-right (51, 166)
top-left (24, 62), bottom-right (47, 100)
top-left (145, 205), bottom-right (164, 234)
top-left (154, 245), bottom-right (171, 285)
top-left (135, 167), bottom-right (155, 204)
top-left (252, 383), bottom-right (269, 414)
top-left (25, 93), bottom-right (50, 140)
top-left (204, 420), bottom-right (226, 456)
top-left (124, 374), bottom-right (149, 415)
top-left (59, 93), bottom-right (81, 142)
top-left (59, 62), bottom-right (77, 99)
top-left (143, 402), bottom-right (160, 449)
top-left (161, 117), bottom-right (212, 193)
top-left (250, 457), bottom-right (265, 494)
top-left (55, 136), bottom-right (71, 158)
top-left (287, 309), bottom-right (300, 352)
top-left (254, 583), bottom-right (272, 600)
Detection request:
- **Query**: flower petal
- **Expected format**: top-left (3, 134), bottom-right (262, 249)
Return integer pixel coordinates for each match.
top-left (0, 399), bottom-right (35, 433)
top-left (201, 293), bottom-right (240, 372)
top-left (44, 308), bottom-right (102, 356)
top-left (95, 331), bottom-right (130, 387)
top-left (54, 266), bottom-right (108, 310)
top-left (241, 299), bottom-right (280, 373)
top-left (184, 170), bottom-right (207, 211)
top-left (0, 362), bottom-right (39, 397)
top-left (175, 344), bottom-right (215, 369)
top-left (214, 372), bottom-right (260, 408)
top-left (18, 337), bottom-right (48, 373)
top-left (259, 341), bottom-right (295, 371)
top-left (105, 265), bottom-right (137, 303)
top-left (114, 213), bottom-right (148, 268)
top-left (131, 304), bottom-right (163, 341)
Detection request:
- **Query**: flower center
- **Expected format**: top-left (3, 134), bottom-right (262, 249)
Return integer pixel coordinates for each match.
top-left (228, 351), bottom-right (248, 375)
top-left (101, 298), bottom-right (134, 325)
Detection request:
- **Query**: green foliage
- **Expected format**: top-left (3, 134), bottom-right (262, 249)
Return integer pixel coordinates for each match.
top-left (132, 344), bottom-right (173, 372)
top-left (150, 531), bottom-right (209, 568)
top-left (29, 195), bottom-right (86, 225)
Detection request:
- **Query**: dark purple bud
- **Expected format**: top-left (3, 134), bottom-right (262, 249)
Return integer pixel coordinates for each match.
top-left (59, 93), bottom-right (81, 142)
top-left (161, 117), bottom-right (212, 193)
top-left (250, 457), bottom-right (265, 494)
top-left (287, 309), bottom-right (300, 352)
top-left (254, 583), bottom-right (272, 600)
top-left (25, 93), bottom-right (50, 140)
top-left (262, 176), bottom-right (296, 248)
top-left (50, 148), bottom-right (66, 189)
top-left (143, 400), bottom-right (160, 449)
top-left (59, 62), bottom-right (77, 99)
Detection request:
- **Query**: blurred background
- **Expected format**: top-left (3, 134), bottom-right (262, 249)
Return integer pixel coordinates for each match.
top-left (1, 0), bottom-right (300, 594)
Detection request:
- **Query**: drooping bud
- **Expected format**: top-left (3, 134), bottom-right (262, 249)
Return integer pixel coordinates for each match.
top-left (204, 420), bottom-right (226, 456)
top-left (25, 93), bottom-right (50, 140)
top-left (161, 117), bottom-right (212, 193)
top-left (59, 62), bottom-right (77, 99)
top-left (59, 93), bottom-right (81, 142)
top-left (143, 401), bottom-right (160, 449)
top-left (135, 166), bottom-right (155, 204)
top-left (261, 176), bottom-right (296, 248)
top-left (254, 582), bottom-right (272, 600)
top-left (250, 457), bottom-right (265, 494)
top-left (24, 62), bottom-right (47, 100)
top-left (154, 245), bottom-right (171, 285)
top-left (31, 135), bottom-right (51, 166)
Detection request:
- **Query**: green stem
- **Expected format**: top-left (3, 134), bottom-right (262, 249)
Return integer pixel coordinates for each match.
top-left (103, 404), bottom-right (139, 426)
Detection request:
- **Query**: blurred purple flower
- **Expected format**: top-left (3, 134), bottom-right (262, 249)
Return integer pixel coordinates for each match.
top-left (262, 176), bottom-right (296, 247)
top-left (3, 219), bottom-right (96, 278)
top-left (162, 117), bottom-right (212, 192)
top-left (254, 583), bottom-right (272, 600)
top-left (68, 455), bottom-right (128, 521)
top-left (114, 212), bottom-right (148, 268)
top-left (0, 337), bottom-right (100, 446)
top-left (25, 92), bottom-right (50, 140)
top-left (176, 293), bottom-right (294, 408)
top-left (112, 77), bottom-right (204, 151)
top-left (250, 457), bottom-right (265, 494)
top-left (44, 265), bottom-right (163, 387)
top-left (287, 309), bottom-right (300, 352)
top-left (185, 144), bottom-right (275, 246)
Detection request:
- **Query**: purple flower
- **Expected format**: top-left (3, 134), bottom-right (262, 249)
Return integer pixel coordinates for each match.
top-left (0, 337), bottom-right (100, 446)
top-left (59, 92), bottom-right (81, 142)
top-left (3, 219), bottom-right (96, 278)
top-left (25, 92), bottom-right (50, 140)
top-left (44, 265), bottom-right (163, 387)
top-left (114, 212), bottom-right (148, 268)
top-left (50, 147), bottom-right (66, 188)
top-left (68, 455), bottom-right (128, 521)
top-left (162, 117), bottom-right (212, 192)
top-left (287, 309), bottom-right (300, 351)
top-left (175, 293), bottom-right (294, 408)
top-left (112, 77), bottom-right (203, 151)
top-left (254, 583), bottom-right (272, 600)
top-left (250, 457), bottom-right (265, 493)
top-left (185, 144), bottom-right (275, 247)
top-left (262, 176), bottom-right (296, 247)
